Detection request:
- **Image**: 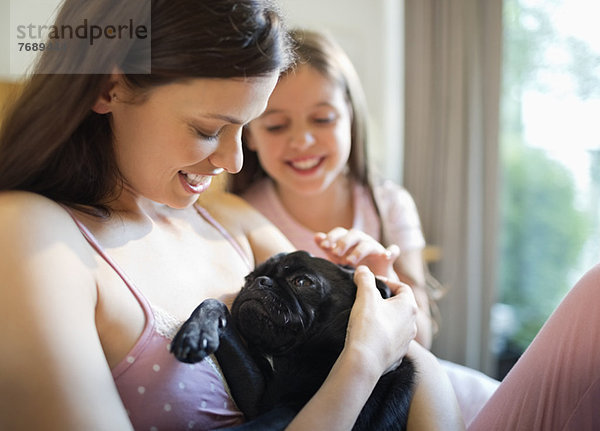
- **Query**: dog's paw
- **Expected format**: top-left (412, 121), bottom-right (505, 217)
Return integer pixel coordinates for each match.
top-left (170, 299), bottom-right (229, 363)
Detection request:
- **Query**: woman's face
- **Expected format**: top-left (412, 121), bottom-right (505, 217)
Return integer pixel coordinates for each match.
top-left (109, 74), bottom-right (278, 208)
top-left (245, 65), bottom-right (352, 196)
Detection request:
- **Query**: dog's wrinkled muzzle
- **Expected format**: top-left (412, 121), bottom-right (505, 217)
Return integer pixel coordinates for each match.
top-left (232, 285), bottom-right (307, 354)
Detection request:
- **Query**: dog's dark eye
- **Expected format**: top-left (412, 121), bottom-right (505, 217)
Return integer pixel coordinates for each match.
top-left (291, 275), bottom-right (314, 289)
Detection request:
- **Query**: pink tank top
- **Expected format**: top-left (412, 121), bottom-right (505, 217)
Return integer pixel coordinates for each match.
top-left (66, 204), bottom-right (249, 430)
top-left (241, 178), bottom-right (426, 256)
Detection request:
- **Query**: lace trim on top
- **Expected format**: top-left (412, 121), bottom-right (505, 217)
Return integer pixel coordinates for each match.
top-left (152, 304), bottom-right (183, 340)
top-left (151, 304), bottom-right (233, 398)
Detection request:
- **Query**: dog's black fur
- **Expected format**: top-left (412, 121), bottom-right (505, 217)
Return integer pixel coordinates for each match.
top-left (171, 251), bottom-right (415, 430)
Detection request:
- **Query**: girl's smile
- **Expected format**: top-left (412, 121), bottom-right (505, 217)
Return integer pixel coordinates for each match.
top-left (245, 64), bottom-right (352, 198)
top-left (286, 155), bottom-right (327, 174)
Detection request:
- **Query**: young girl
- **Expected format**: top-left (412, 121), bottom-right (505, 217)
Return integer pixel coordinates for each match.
top-left (229, 29), bottom-right (500, 424)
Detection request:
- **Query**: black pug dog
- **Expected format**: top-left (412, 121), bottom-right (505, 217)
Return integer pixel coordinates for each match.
top-left (171, 251), bottom-right (415, 430)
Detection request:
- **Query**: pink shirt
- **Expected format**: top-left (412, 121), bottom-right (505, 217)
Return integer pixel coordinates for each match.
top-left (241, 178), bottom-right (426, 256)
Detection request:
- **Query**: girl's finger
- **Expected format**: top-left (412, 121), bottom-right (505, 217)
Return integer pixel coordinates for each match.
top-left (346, 241), bottom-right (386, 264)
top-left (315, 227), bottom-right (348, 249)
top-left (324, 228), bottom-right (363, 256)
top-left (386, 244), bottom-right (401, 261)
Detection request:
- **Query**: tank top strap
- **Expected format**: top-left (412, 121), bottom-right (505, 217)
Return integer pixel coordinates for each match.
top-left (59, 205), bottom-right (155, 326)
top-left (193, 203), bottom-right (254, 271)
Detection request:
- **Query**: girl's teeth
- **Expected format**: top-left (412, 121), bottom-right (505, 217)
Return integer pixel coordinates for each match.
top-left (291, 158), bottom-right (320, 170)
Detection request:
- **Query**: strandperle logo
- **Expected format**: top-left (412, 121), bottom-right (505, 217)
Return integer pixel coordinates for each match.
top-left (16, 18), bottom-right (148, 46)
top-left (6, 0), bottom-right (151, 76)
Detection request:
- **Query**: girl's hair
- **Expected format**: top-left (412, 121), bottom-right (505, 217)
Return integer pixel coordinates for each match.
top-left (228, 28), bottom-right (371, 195)
top-left (0, 0), bottom-right (292, 215)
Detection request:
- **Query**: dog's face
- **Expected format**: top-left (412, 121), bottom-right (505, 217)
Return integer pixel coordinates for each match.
top-left (231, 251), bottom-right (391, 355)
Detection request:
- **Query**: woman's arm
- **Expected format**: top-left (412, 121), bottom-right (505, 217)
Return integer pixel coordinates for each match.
top-left (0, 193), bottom-right (133, 431)
top-left (286, 266), bottom-right (418, 431)
top-left (406, 342), bottom-right (465, 431)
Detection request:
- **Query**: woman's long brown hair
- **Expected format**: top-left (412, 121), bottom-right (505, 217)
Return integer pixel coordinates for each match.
top-left (0, 0), bottom-right (292, 215)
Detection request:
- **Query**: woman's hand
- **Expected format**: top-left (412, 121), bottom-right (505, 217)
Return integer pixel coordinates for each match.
top-left (286, 265), bottom-right (419, 431)
top-left (344, 266), bottom-right (418, 376)
top-left (315, 228), bottom-right (400, 280)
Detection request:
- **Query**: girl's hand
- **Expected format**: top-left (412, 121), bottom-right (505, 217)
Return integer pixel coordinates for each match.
top-left (344, 266), bottom-right (418, 375)
top-left (315, 228), bottom-right (400, 280)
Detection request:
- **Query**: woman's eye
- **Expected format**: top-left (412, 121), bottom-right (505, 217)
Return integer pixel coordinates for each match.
top-left (190, 123), bottom-right (223, 141)
top-left (197, 132), bottom-right (216, 140)
top-left (292, 276), bottom-right (314, 288)
top-left (195, 129), bottom-right (220, 140)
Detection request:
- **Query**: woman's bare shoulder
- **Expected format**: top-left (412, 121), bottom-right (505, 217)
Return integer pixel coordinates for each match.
top-left (0, 191), bottom-right (92, 247)
top-left (0, 190), bottom-right (72, 226)
top-left (0, 190), bottom-right (98, 296)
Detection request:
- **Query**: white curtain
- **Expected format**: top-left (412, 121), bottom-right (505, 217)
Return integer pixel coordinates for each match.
top-left (403, 0), bottom-right (503, 375)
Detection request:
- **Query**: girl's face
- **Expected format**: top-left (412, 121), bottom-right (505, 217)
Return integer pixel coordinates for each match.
top-left (108, 74), bottom-right (278, 209)
top-left (245, 65), bottom-right (352, 196)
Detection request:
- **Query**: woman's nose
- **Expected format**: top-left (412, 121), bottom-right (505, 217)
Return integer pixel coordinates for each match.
top-left (210, 129), bottom-right (244, 174)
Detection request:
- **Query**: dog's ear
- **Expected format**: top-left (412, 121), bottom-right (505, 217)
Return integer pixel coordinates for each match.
top-left (375, 278), bottom-right (392, 299)
top-left (337, 264), bottom-right (356, 280)
top-left (338, 264), bottom-right (392, 299)
top-left (266, 252), bottom-right (288, 264)
top-left (252, 252), bottom-right (288, 273)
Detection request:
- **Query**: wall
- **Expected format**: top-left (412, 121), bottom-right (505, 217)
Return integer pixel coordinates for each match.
top-left (1, 0), bottom-right (62, 80)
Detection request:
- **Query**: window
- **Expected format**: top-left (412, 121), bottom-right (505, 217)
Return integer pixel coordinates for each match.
top-left (493, 0), bottom-right (600, 379)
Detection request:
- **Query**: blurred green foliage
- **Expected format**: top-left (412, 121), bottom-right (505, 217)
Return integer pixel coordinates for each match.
top-left (497, 0), bottom-right (593, 352)
top-left (498, 139), bottom-right (589, 350)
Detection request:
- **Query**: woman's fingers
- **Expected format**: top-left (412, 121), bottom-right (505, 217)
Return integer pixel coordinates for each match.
top-left (353, 265), bottom-right (379, 302)
top-left (376, 274), bottom-right (406, 296)
top-left (347, 266), bottom-right (418, 375)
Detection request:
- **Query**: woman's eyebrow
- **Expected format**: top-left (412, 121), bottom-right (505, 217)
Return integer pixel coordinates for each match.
top-left (200, 113), bottom-right (245, 125)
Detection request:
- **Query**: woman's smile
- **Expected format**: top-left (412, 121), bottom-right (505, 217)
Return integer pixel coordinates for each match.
top-left (177, 171), bottom-right (215, 194)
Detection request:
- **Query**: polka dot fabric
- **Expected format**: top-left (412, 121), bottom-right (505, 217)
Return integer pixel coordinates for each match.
top-left (112, 331), bottom-right (244, 430)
